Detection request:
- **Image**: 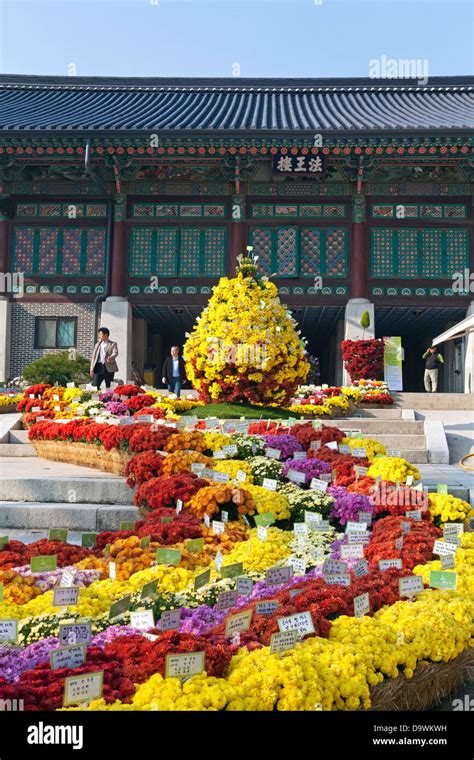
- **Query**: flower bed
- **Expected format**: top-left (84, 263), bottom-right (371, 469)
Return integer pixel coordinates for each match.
top-left (4, 402), bottom-right (473, 714)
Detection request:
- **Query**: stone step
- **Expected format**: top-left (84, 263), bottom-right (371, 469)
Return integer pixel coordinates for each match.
top-left (356, 407), bottom-right (403, 418)
top-left (396, 449), bottom-right (429, 463)
top-left (393, 393), bottom-right (474, 410)
top-left (0, 443), bottom-right (37, 457)
top-left (325, 420), bottom-right (425, 435)
top-left (9, 430), bottom-right (29, 444)
top-left (0, 502), bottom-right (137, 532)
top-left (370, 434), bottom-right (427, 450)
top-left (0, 477), bottom-right (133, 504)
top-left (0, 413), bottom-right (22, 444)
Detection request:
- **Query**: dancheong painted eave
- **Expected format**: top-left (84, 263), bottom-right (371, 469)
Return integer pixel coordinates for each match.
top-left (0, 75), bottom-right (473, 134)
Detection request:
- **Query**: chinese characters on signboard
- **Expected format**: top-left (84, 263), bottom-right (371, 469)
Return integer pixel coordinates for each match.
top-left (272, 152), bottom-right (326, 175)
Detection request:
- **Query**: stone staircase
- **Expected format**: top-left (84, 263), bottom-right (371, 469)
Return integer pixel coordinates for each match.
top-left (0, 413), bottom-right (36, 456)
top-left (325, 408), bottom-right (430, 463)
top-left (392, 393), bottom-right (474, 411)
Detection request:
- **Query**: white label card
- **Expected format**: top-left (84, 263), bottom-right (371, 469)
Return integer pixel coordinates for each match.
top-left (53, 587), bottom-right (80, 607)
top-left (399, 576), bottom-right (424, 597)
top-left (51, 644), bottom-right (86, 671)
top-left (278, 611), bottom-right (315, 639)
top-left (257, 525), bottom-right (268, 542)
top-left (0, 620), bottom-right (17, 642)
top-left (270, 630), bottom-right (299, 654)
top-left (288, 469), bottom-right (306, 485)
top-left (354, 592), bottom-right (370, 617)
top-left (266, 566), bottom-right (293, 585)
top-left (324, 573), bottom-right (351, 587)
top-left (340, 544), bottom-right (364, 560)
top-left (309, 478), bottom-right (328, 492)
top-left (160, 609), bottom-right (182, 632)
top-left (433, 540), bottom-right (458, 556)
top-left (165, 652), bottom-right (205, 679)
top-left (322, 559), bottom-right (347, 575)
top-left (63, 671), bottom-right (103, 706)
top-left (59, 623), bottom-right (92, 646)
top-left (262, 478), bottom-right (277, 491)
top-left (130, 609), bottom-right (155, 631)
top-left (237, 576), bottom-right (254, 595)
top-left (379, 559), bottom-right (403, 570)
top-left (353, 559), bottom-right (369, 577)
top-left (265, 448), bottom-right (281, 460)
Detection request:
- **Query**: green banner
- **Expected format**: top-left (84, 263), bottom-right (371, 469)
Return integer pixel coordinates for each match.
top-left (383, 336), bottom-right (403, 391)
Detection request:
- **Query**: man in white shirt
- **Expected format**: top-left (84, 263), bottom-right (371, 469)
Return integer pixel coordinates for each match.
top-left (90, 327), bottom-right (119, 389)
top-left (161, 345), bottom-right (186, 397)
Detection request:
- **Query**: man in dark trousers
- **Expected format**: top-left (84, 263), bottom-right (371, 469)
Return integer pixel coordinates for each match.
top-left (90, 327), bottom-right (119, 389)
top-left (162, 345), bottom-right (186, 397)
top-left (422, 346), bottom-right (444, 392)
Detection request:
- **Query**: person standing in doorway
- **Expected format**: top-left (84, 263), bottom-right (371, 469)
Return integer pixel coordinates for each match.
top-left (422, 346), bottom-right (444, 392)
top-left (90, 327), bottom-right (119, 389)
top-left (162, 346), bottom-right (186, 397)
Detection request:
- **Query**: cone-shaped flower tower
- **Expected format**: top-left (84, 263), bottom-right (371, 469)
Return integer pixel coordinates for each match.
top-left (183, 250), bottom-right (309, 405)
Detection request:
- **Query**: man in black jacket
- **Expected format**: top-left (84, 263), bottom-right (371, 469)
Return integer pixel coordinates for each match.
top-left (162, 346), bottom-right (187, 397)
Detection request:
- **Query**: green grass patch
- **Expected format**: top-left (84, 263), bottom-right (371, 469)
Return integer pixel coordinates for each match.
top-left (182, 402), bottom-right (309, 420)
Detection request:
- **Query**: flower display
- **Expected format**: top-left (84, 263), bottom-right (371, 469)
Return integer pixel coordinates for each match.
top-left (186, 484), bottom-right (255, 520)
top-left (341, 339), bottom-right (384, 382)
top-left (365, 516), bottom-right (441, 571)
top-left (341, 437), bottom-right (386, 462)
top-left (125, 451), bottom-right (165, 489)
top-left (328, 486), bottom-right (374, 526)
top-left (261, 434), bottom-right (303, 460)
top-left (366, 457), bottom-right (420, 485)
top-left (114, 385), bottom-right (145, 397)
top-left (134, 474), bottom-right (208, 514)
top-left (428, 493), bottom-right (473, 526)
top-left (6, 401), bottom-right (474, 714)
top-left (164, 431), bottom-right (207, 453)
top-left (281, 457), bottom-right (331, 485)
top-left (278, 482), bottom-right (335, 522)
top-left (161, 451), bottom-right (214, 477)
top-left (212, 459), bottom-right (254, 483)
top-left (240, 484), bottom-right (290, 521)
top-left (129, 426), bottom-right (175, 453)
top-left (231, 434), bottom-right (266, 459)
top-left (202, 432), bottom-right (233, 454)
top-left (223, 527), bottom-right (291, 571)
top-left (183, 260), bottom-right (309, 405)
top-left (247, 455), bottom-right (283, 484)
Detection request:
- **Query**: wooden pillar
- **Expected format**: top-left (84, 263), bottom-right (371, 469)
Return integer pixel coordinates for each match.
top-left (110, 195), bottom-right (128, 297)
top-left (0, 211), bottom-right (11, 382)
top-left (0, 211), bottom-right (9, 275)
top-left (350, 194), bottom-right (368, 299)
top-left (229, 194), bottom-right (247, 276)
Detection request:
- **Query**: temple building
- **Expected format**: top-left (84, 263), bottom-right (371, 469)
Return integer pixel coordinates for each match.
top-left (0, 74), bottom-right (473, 390)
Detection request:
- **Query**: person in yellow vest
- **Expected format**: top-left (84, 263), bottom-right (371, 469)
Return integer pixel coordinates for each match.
top-left (422, 346), bottom-right (444, 392)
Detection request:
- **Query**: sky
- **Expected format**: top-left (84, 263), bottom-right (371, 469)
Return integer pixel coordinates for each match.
top-left (0, 0), bottom-right (472, 79)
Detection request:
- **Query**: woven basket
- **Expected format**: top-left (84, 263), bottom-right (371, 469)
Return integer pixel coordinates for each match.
top-left (32, 440), bottom-right (132, 475)
top-left (370, 649), bottom-right (473, 711)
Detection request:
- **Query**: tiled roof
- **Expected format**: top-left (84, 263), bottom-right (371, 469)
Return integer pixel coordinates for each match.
top-left (0, 75), bottom-right (472, 133)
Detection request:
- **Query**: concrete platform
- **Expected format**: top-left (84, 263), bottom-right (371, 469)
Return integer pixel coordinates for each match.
top-left (0, 457), bottom-right (132, 504)
top-left (393, 392), bottom-right (474, 410)
top-left (0, 443), bottom-right (36, 456)
top-left (0, 503), bottom-right (137, 531)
